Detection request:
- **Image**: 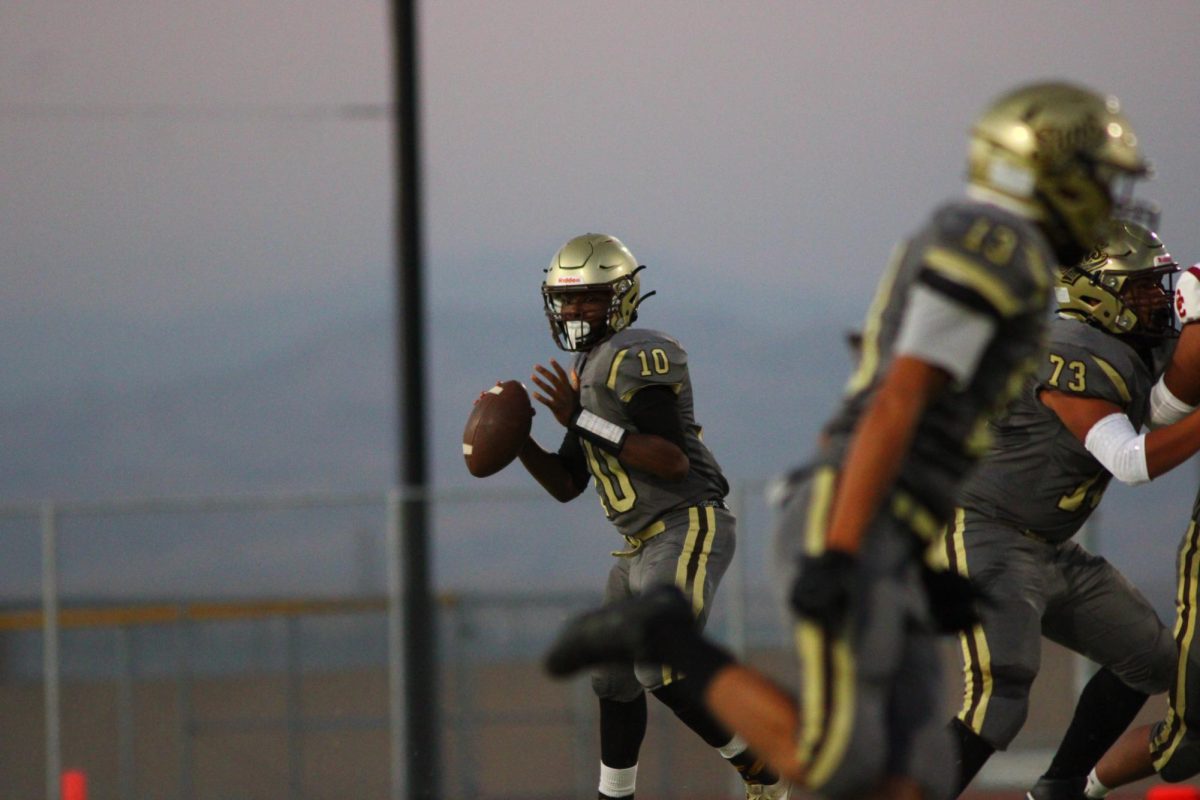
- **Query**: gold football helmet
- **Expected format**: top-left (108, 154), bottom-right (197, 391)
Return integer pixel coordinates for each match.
top-left (969, 81), bottom-right (1148, 262)
top-left (1056, 219), bottom-right (1177, 341)
top-left (542, 233), bottom-right (650, 351)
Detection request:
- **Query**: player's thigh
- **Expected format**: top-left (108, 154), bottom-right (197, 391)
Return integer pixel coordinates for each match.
top-left (632, 506), bottom-right (734, 630)
top-left (793, 521), bottom-right (919, 796)
top-left (950, 519), bottom-right (1050, 745)
top-left (888, 626), bottom-right (954, 800)
top-left (602, 557), bottom-right (634, 604)
top-left (953, 521), bottom-right (1048, 677)
top-left (770, 467), bottom-right (831, 619)
top-left (593, 557), bottom-right (641, 699)
top-left (1047, 542), bottom-right (1174, 693)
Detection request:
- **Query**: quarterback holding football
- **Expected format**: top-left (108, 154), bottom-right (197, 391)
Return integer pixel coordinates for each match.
top-left (514, 233), bottom-right (788, 800)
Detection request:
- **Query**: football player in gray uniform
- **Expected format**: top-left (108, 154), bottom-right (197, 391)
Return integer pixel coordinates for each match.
top-left (541, 81), bottom-right (1147, 800)
top-left (517, 233), bottom-right (787, 800)
top-left (1057, 263), bottom-right (1200, 798)
top-left (945, 220), bottom-right (1198, 799)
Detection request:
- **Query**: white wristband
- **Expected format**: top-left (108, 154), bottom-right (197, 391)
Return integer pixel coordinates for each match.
top-left (1150, 378), bottom-right (1198, 429)
top-left (1084, 412), bottom-right (1150, 486)
top-left (572, 409), bottom-right (628, 452)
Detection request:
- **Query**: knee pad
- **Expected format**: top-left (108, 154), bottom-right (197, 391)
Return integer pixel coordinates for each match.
top-left (592, 664), bottom-right (644, 703)
top-left (1116, 626), bottom-right (1178, 695)
top-left (962, 658), bottom-right (1037, 749)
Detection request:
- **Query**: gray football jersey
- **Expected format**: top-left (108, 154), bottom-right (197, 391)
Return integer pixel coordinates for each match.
top-left (820, 199), bottom-right (1054, 519)
top-left (572, 327), bottom-right (729, 537)
top-left (958, 317), bottom-right (1157, 543)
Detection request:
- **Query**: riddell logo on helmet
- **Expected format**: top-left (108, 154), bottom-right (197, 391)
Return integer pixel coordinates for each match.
top-left (559, 277), bottom-right (582, 284)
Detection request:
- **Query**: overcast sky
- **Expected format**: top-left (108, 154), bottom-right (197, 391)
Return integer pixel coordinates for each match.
top-left (2, 2), bottom-right (1200, 604)
top-left (3, 1), bottom-right (1199, 399)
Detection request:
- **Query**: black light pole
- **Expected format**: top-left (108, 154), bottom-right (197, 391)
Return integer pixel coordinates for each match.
top-left (389, 1), bottom-right (439, 799)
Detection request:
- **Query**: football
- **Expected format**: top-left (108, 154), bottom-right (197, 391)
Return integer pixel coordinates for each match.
top-left (463, 380), bottom-right (534, 477)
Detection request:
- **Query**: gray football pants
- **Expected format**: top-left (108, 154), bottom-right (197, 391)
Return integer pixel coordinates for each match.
top-left (947, 509), bottom-right (1176, 750)
top-left (772, 467), bottom-right (955, 800)
top-left (1152, 510), bottom-right (1200, 781)
top-left (591, 504), bottom-right (735, 700)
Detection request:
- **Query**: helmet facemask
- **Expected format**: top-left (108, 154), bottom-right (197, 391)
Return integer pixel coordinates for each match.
top-left (1056, 220), bottom-right (1178, 344)
top-left (543, 283), bottom-right (621, 352)
top-left (541, 234), bottom-right (650, 352)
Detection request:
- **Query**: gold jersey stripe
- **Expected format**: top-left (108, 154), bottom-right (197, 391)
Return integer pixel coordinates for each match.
top-left (662, 506), bottom-right (717, 686)
top-left (796, 620), bottom-right (828, 765)
top-left (606, 349), bottom-right (629, 390)
top-left (923, 245), bottom-right (1022, 318)
top-left (804, 468), bottom-right (837, 556)
top-left (1155, 520), bottom-right (1200, 768)
top-left (809, 635), bottom-right (856, 787)
top-left (949, 508), bottom-right (994, 731)
top-left (792, 466), bottom-right (855, 785)
top-left (688, 506), bottom-right (718, 614)
top-left (1090, 356), bottom-right (1132, 405)
top-left (846, 244), bottom-right (905, 396)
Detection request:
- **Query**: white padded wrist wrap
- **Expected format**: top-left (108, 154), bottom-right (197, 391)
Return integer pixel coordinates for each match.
top-left (1084, 412), bottom-right (1149, 486)
top-left (1150, 379), bottom-right (1198, 429)
top-left (573, 409), bottom-right (628, 452)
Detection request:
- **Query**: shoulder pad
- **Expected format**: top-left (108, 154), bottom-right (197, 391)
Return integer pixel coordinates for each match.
top-left (603, 335), bottom-right (688, 402)
top-left (1038, 320), bottom-right (1137, 406)
top-left (1176, 266), bottom-right (1200, 325)
top-left (917, 202), bottom-right (1051, 318)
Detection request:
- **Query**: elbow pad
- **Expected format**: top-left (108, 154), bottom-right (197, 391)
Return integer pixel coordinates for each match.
top-left (1150, 379), bottom-right (1198, 429)
top-left (1084, 413), bottom-right (1149, 486)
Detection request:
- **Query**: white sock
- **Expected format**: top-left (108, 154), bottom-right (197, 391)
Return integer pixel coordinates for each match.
top-left (1084, 768), bottom-right (1110, 799)
top-left (719, 734), bottom-right (749, 759)
top-left (599, 763), bottom-right (637, 798)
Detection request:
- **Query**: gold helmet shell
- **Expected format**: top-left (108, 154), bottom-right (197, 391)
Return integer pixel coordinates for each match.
top-left (542, 233), bottom-right (645, 351)
top-left (1056, 219), bottom-right (1177, 340)
top-left (968, 81), bottom-right (1148, 261)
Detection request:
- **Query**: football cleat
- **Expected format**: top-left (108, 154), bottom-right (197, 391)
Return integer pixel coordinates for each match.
top-left (1026, 775), bottom-right (1086, 800)
top-left (543, 584), bottom-right (694, 677)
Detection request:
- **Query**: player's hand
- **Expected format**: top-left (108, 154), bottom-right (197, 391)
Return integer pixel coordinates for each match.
top-left (790, 550), bottom-right (857, 630)
top-left (920, 566), bottom-right (987, 633)
top-left (531, 359), bottom-right (580, 427)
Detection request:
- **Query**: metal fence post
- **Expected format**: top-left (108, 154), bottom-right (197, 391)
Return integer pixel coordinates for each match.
top-left (285, 616), bottom-right (304, 800)
top-left (385, 488), bottom-right (405, 800)
top-left (41, 501), bottom-right (61, 800)
top-left (116, 625), bottom-right (136, 800)
top-left (175, 615), bottom-right (196, 800)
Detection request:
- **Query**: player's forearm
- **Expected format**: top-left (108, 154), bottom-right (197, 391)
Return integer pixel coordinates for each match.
top-left (1145, 408), bottom-right (1200, 479)
top-left (517, 439), bottom-right (582, 502)
top-left (1164, 317), bottom-right (1200, 406)
top-left (825, 392), bottom-right (922, 554)
top-left (618, 434), bottom-right (689, 482)
top-left (826, 358), bottom-right (946, 554)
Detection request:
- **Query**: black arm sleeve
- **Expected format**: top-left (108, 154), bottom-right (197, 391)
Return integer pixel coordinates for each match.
top-left (556, 430), bottom-right (591, 489)
top-left (627, 386), bottom-right (686, 449)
